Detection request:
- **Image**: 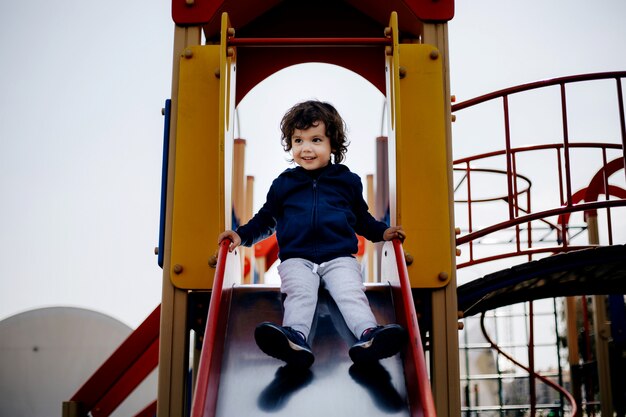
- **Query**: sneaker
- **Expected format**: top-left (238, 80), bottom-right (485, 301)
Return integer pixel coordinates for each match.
top-left (254, 322), bottom-right (315, 368)
top-left (348, 324), bottom-right (407, 364)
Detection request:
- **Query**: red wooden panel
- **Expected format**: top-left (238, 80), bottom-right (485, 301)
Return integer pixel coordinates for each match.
top-left (91, 339), bottom-right (159, 417)
top-left (404, 0), bottom-right (454, 22)
top-left (134, 401), bottom-right (157, 417)
top-left (172, 0), bottom-right (222, 26)
top-left (70, 306), bottom-right (161, 409)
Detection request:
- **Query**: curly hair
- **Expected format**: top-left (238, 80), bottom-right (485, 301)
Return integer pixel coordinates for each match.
top-left (280, 100), bottom-right (349, 164)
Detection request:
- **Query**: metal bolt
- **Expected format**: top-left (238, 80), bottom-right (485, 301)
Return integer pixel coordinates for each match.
top-left (183, 48), bottom-right (193, 59)
top-left (438, 271), bottom-right (449, 281)
top-left (384, 27), bottom-right (392, 37)
top-left (599, 328), bottom-right (610, 340)
top-left (454, 227), bottom-right (461, 235)
top-left (404, 252), bottom-right (414, 266)
top-left (429, 49), bottom-right (439, 60)
top-left (451, 114), bottom-right (457, 122)
top-left (154, 247), bottom-right (159, 255)
top-left (173, 264), bottom-right (183, 274)
top-left (399, 66), bottom-right (407, 79)
top-left (185, 0), bottom-right (194, 5)
top-left (227, 27), bottom-right (235, 37)
top-left (385, 46), bottom-right (393, 56)
top-left (214, 68), bottom-right (220, 78)
top-left (226, 47), bottom-right (235, 57)
top-left (458, 321), bottom-right (465, 330)
top-left (208, 255), bottom-right (218, 268)
top-left (456, 248), bottom-right (462, 256)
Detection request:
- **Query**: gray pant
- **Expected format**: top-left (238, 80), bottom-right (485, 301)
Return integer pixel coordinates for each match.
top-left (278, 256), bottom-right (377, 340)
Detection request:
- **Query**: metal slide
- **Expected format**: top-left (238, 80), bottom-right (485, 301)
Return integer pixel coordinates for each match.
top-left (191, 240), bottom-right (434, 417)
top-left (215, 285), bottom-right (409, 416)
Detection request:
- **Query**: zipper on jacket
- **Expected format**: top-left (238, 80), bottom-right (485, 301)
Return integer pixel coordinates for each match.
top-left (312, 179), bottom-right (318, 261)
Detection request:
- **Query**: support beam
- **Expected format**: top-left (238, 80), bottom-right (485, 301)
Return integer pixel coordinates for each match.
top-left (422, 22), bottom-right (462, 417)
top-left (158, 25), bottom-right (201, 417)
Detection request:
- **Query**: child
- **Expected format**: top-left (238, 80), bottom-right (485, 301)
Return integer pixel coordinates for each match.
top-left (218, 100), bottom-right (407, 369)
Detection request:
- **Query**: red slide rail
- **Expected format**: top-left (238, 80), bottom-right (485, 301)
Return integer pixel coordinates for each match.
top-left (63, 306), bottom-right (160, 417)
top-left (394, 240), bottom-right (437, 417)
top-left (384, 239), bottom-right (437, 417)
top-left (190, 239), bottom-right (231, 417)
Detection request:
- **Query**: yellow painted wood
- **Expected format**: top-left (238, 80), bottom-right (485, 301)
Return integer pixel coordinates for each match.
top-left (169, 14), bottom-right (236, 289)
top-left (158, 25), bottom-right (201, 417)
top-left (169, 44), bottom-right (222, 289)
top-left (398, 43), bottom-right (452, 288)
top-left (387, 13), bottom-right (453, 288)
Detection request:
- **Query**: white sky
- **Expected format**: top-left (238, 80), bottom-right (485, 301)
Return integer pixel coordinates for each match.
top-left (1, 0), bottom-right (626, 328)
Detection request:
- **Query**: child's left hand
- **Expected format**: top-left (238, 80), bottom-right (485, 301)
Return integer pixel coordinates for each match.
top-left (383, 226), bottom-right (406, 242)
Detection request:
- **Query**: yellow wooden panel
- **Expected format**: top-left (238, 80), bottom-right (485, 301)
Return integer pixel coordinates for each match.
top-left (170, 45), bottom-right (222, 289)
top-left (396, 43), bottom-right (453, 288)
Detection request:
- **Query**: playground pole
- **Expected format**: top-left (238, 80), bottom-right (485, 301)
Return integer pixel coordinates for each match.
top-left (588, 214), bottom-right (614, 416)
top-left (421, 21), bottom-right (462, 417)
top-left (157, 24), bottom-right (203, 417)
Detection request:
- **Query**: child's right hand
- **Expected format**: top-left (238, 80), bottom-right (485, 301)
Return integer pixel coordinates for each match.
top-left (218, 230), bottom-right (241, 252)
top-left (383, 225), bottom-right (406, 242)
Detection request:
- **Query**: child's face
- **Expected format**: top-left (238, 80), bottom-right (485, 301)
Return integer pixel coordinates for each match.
top-left (291, 121), bottom-right (333, 171)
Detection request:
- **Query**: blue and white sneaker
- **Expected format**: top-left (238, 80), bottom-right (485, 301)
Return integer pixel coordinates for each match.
top-left (255, 322), bottom-right (315, 369)
top-left (349, 324), bottom-right (407, 364)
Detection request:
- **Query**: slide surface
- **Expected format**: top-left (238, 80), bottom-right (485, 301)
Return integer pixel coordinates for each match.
top-left (213, 285), bottom-right (412, 417)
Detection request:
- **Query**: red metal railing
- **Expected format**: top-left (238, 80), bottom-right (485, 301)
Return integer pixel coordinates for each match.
top-left (392, 239), bottom-right (437, 417)
top-left (227, 37), bottom-right (392, 47)
top-left (452, 72), bottom-right (626, 268)
top-left (480, 308), bottom-right (578, 416)
top-left (190, 239), bottom-right (231, 417)
top-left (453, 71), bottom-right (626, 417)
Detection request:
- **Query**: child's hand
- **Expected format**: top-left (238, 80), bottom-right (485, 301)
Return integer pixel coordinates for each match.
top-left (383, 226), bottom-right (406, 242)
top-left (218, 230), bottom-right (241, 252)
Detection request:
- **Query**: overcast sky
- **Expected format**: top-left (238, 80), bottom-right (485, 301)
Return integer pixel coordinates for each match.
top-left (1, 0), bottom-right (625, 328)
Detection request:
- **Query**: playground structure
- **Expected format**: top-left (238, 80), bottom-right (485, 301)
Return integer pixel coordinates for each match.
top-left (452, 72), bottom-right (626, 416)
top-left (62, 1), bottom-right (626, 417)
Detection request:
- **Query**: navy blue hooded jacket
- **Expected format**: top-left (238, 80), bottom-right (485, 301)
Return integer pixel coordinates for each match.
top-left (236, 163), bottom-right (389, 264)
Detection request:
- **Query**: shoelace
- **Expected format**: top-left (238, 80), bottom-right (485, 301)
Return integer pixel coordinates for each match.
top-left (360, 326), bottom-right (380, 339)
top-left (285, 327), bottom-right (307, 343)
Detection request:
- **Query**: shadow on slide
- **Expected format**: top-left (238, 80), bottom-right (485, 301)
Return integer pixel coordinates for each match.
top-left (190, 240), bottom-right (436, 417)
